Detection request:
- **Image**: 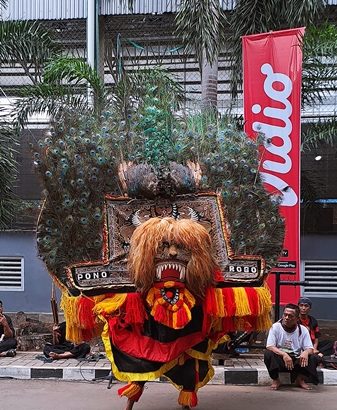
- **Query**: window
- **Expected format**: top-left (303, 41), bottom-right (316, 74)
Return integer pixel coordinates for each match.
top-left (302, 260), bottom-right (337, 297)
top-left (0, 257), bottom-right (24, 291)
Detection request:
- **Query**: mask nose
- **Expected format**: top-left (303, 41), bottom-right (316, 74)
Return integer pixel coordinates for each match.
top-left (168, 244), bottom-right (178, 258)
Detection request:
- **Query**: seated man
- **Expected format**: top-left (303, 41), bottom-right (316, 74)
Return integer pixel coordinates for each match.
top-left (0, 300), bottom-right (17, 357)
top-left (264, 303), bottom-right (319, 391)
top-left (298, 297), bottom-right (334, 358)
top-left (43, 321), bottom-right (90, 360)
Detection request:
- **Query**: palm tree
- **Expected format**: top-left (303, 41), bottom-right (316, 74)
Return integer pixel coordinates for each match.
top-left (0, 121), bottom-right (18, 229)
top-left (228, 0), bottom-right (326, 96)
top-left (175, 0), bottom-right (227, 109)
top-left (0, 1), bottom-right (61, 228)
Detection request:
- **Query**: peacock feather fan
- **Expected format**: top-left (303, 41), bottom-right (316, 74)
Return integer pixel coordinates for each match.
top-left (34, 73), bottom-right (284, 293)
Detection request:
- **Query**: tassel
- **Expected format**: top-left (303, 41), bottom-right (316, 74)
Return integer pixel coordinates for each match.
top-left (204, 287), bottom-right (218, 316)
top-left (118, 383), bottom-right (144, 402)
top-left (222, 288), bottom-right (236, 316)
top-left (245, 288), bottom-right (259, 316)
top-left (178, 390), bottom-right (198, 408)
top-left (256, 312), bottom-right (272, 331)
top-left (215, 288), bottom-right (225, 316)
top-left (153, 302), bottom-right (168, 324)
top-left (60, 292), bottom-right (83, 344)
top-left (174, 305), bottom-right (189, 329)
top-left (233, 288), bottom-right (251, 316)
top-left (124, 293), bottom-right (146, 325)
top-left (255, 287), bottom-right (272, 315)
top-left (78, 296), bottom-right (96, 330)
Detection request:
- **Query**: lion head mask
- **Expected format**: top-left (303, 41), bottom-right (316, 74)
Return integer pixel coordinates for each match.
top-left (127, 217), bottom-right (217, 300)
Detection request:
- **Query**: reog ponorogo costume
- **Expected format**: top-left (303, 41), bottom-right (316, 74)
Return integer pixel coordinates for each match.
top-left (35, 85), bottom-right (284, 409)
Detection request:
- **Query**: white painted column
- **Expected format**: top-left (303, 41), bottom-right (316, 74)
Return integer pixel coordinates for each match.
top-left (87, 0), bottom-right (96, 69)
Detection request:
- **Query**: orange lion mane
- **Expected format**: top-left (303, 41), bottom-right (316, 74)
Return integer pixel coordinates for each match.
top-left (127, 217), bottom-right (217, 299)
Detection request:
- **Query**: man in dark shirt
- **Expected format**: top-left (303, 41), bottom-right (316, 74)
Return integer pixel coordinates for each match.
top-left (43, 321), bottom-right (90, 360)
top-left (0, 300), bottom-right (17, 357)
top-left (298, 297), bottom-right (334, 357)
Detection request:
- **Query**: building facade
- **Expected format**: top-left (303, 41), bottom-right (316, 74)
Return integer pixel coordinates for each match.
top-left (1, 0), bottom-right (337, 319)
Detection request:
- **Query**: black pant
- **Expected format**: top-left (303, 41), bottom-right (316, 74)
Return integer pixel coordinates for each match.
top-left (264, 350), bottom-right (319, 384)
top-left (318, 340), bottom-right (334, 356)
top-left (0, 338), bottom-right (17, 352)
top-left (43, 342), bottom-right (90, 359)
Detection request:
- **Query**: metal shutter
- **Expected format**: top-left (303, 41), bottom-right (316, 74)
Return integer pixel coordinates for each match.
top-left (303, 260), bottom-right (337, 296)
top-left (0, 257), bottom-right (24, 291)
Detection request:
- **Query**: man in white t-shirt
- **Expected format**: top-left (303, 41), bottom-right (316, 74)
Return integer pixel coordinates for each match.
top-left (264, 303), bottom-right (319, 390)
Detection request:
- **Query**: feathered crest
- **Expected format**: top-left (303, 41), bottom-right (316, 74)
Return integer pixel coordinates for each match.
top-left (33, 70), bottom-right (284, 292)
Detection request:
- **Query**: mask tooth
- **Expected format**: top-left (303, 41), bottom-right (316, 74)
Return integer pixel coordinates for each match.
top-left (164, 264), bottom-right (168, 270)
top-left (180, 267), bottom-right (185, 280)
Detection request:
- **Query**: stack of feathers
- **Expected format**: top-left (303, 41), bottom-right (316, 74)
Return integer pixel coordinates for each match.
top-left (34, 85), bottom-right (284, 294)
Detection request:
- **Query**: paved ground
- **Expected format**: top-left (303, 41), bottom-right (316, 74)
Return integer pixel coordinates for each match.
top-left (2, 379), bottom-right (337, 410)
top-left (1, 351), bottom-right (337, 386)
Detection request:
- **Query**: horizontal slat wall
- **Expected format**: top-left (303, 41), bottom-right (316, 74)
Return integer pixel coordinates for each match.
top-left (1, 0), bottom-right (86, 21)
top-left (101, 0), bottom-right (237, 15)
top-left (2, 1), bottom-right (337, 21)
top-left (303, 261), bottom-right (337, 295)
top-left (0, 257), bottom-right (24, 290)
top-left (1, 0), bottom-right (238, 21)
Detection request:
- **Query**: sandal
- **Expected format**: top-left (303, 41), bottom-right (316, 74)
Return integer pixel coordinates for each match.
top-left (5, 349), bottom-right (16, 357)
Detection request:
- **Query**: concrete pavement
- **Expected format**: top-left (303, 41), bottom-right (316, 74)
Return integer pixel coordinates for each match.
top-left (2, 380), bottom-right (337, 410)
top-left (1, 351), bottom-right (337, 386)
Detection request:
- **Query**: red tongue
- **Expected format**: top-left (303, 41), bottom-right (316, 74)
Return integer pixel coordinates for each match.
top-left (161, 268), bottom-right (180, 281)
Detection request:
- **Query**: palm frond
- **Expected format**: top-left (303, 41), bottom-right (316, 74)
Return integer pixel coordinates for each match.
top-left (302, 119), bottom-right (337, 151)
top-left (14, 83), bottom-right (91, 127)
top-left (302, 24), bottom-right (337, 106)
top-left (228, 0), bottom-right (326, 96)
top-left (0, 122), bottom-right (18, 229)
top-left (175, 0), bottom-right (228, 66)
top-left (0, 20), bottom-right (60, 84)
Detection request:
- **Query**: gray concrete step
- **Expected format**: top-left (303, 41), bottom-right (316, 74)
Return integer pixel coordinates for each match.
top-left (1, 351), bottom-right (337, 386)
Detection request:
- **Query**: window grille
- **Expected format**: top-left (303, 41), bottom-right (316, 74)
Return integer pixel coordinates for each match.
top-left (303, 260), bottom-right (337, 296)
top-left (0, 257), bottom-right (24, 291)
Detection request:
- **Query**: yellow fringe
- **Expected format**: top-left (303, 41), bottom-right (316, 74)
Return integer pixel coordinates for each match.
top-left (93, 294), bottom-right (127, 315)
top-left (60, 292), bottom-right (83, 343)
top-left (256, 312), bottom-right (272, 331)
top-left (215, 288), bottom-right (225, 316)
top-left (255, 287), bottom-right (272, 315)
top-left (233, 288), bottom-right (251, 316)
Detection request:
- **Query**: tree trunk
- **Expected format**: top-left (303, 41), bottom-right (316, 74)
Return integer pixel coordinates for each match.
top-left (201, 53), bottom-right (218, 110)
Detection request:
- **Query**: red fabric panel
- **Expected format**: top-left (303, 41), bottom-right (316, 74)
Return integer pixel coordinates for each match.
top-left (243, 28), bottom-right (304, 304)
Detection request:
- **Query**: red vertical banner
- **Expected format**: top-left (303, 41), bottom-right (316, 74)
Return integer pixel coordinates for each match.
top-left (242, 28), bottom-right (305, 305)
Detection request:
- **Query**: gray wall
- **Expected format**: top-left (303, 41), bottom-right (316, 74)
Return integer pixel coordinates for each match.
top-left (0, 231), bottom-right (53, 312)
top-left (1, 231), bottom-right (336, 320)
top-left (301, 234), bottom-right (337, 259)
top-left (300, 234), bottom-right (337, 320)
